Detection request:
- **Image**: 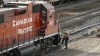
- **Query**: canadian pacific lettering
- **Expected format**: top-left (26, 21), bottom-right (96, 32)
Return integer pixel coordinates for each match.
top-left (13, 17), bottom-right (32, 27)
top-left (13, 17), bottom-right (33, 34)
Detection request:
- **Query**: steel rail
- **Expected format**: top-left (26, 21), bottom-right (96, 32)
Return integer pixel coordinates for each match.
top-left (59, 8), bottom-right (100, 23)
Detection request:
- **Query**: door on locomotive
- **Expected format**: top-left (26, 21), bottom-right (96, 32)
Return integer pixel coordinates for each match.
top-left (32, 4), bottom-right (47, 26)
top-left (41, 4), bottom-right (47, 27)
top-left (32, 4), bottom-right (46, 37)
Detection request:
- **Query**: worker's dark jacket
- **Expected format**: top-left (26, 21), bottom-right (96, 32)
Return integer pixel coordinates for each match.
top-left (62, 33), bottom-right (69, 44)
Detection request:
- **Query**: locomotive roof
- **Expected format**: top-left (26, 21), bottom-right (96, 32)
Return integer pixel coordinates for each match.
top-left (1, 1), bottom-right (32, 12)
top-left (8, 1), bottom-right (47, 5)
top-left (8, 1), bottom-right (54, 9)
top-left (8, 1), bottom-right (54, 10)
top-left (0, 6), bottom-right (27, 13)
top-left (0, 1), bottom-right (54, 14)
top-left (8, 1), bottom-right (33, 4)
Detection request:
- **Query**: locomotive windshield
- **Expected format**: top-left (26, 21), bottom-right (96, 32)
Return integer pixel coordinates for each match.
top-left (32, 4), bottom-right (41, 13)
top-left (41, 5), bottom-right (47, 20)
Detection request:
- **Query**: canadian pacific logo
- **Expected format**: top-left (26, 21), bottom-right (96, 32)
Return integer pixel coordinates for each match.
top-left (13, 17), bottom-right (33, 34)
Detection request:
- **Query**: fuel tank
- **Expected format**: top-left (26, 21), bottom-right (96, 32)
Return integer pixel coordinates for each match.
top-left (18, 44), bottom-right (41, 56)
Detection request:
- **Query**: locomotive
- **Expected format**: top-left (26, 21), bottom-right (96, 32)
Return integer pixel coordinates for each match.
top-left (0, 1), bottom-right (60, 56)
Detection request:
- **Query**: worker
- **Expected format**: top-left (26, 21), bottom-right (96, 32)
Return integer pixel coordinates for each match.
top-left (61, 30), bottom-right (69, 49)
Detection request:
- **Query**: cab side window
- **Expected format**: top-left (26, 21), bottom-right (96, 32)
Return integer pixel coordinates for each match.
top-left (14, 9), bottom-right (26, 16)
top-left (32, 5), bottom-right (41, 13)
top-left (0, 14), bottom-right (4, 24)
top-left (41, 6), bottom-right (47, 20)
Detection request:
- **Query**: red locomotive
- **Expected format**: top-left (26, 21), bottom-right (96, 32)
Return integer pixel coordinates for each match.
top-left (0, 1), bottom-right (60, 56)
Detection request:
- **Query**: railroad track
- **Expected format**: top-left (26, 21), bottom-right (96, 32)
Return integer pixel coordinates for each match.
top-left (59, 8), bottom-right (100, 23)
top-left (60, 15), bottom-right (100, 42)
top-left (40, 1), bottom-right (100, 56)
top-left (44, 22), bottom-right (100, 56)
top-left (57, 0), bottom-right (100, 21)
top-left (58, 0), bottom-right (100, 29)
top-left (42, 1), bottom-right (100, 55)
top-left (58, 10), bottom-right (100, 47)
top-left (54, 0), bottom-right (100, 44)
top-left (68, 23), bottom-right (100, 42)
top-left (55, 0), bottom-right (100, 12)
top-left (60, 8), bottom-right (100, 29)
top-left (58, 4), bottom-right (100, 44)
top-left (55, 0), bottom-right (100, 30)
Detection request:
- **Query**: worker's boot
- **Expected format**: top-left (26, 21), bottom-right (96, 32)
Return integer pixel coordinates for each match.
top-left (65, 46), bottom-right (68, 49)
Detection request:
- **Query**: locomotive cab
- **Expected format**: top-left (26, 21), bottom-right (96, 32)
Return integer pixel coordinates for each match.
top-left (41, 2), bottom-right (59, 36)
top-left (32, 1), bottom-right (59, 37)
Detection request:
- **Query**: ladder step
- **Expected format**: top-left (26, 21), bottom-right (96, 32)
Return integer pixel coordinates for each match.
top-left (39, 33), bottom-right (45, 34)
top-left (40, 30), bottom-right (45, 31)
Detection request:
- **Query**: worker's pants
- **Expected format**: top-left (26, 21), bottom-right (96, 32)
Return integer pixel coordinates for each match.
top-left (62, 38), bottom-right (68, 48)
